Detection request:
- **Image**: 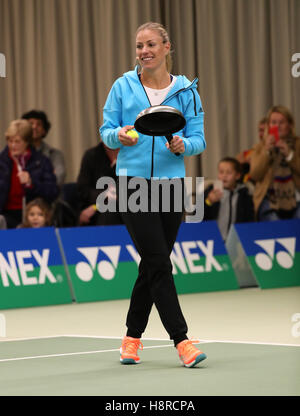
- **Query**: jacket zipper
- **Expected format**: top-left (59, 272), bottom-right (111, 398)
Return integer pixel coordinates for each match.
top-left (138, 76), bottom-right (155, 177)
top-left (162, 80), bottom-right (198, 115)
top-left (138, 76), bottom-right (198, 177)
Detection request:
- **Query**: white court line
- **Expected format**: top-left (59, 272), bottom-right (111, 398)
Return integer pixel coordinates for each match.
top-left (64, 334), bottom-right (172, 341)
top-left (0, 335), bottom-right (68, 342)
top-left (0, 335), bottom-right (170, 342)
top-left (0, 342), bottom-right (186, 363)
top-left (0, 335), bottom-right (299, 363)
top-left (0, 334), bottom-right (299, 363)
top-left (0, 334), bottom-right (299, 347)
top-left (196, 338), bottom-right (300, 347)
top-left (58, 334), bottom-right (300, 347)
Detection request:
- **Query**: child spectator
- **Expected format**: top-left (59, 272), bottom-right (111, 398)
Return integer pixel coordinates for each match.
top-left (18, 198), bottom-right (52, 228)
top-left (204, 157), bottom-right (255, 240)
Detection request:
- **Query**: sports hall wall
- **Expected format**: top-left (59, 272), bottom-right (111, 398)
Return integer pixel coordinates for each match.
top-left (0, 0), bottom-right (299, 182)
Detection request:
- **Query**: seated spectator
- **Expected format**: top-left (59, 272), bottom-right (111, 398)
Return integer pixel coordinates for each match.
top-left (18, 198), bottom-right (52, 228)
top-left (236, 116), bottom-right (267, 183)
top-left (22, 110), bottom-right (66, 187)
top-left (0, 215), bottom-right (7, 229)
top-left (249, 105), bottom-right (300, 221)
top-left (204, 157), bottom-right (254, 241)
top-left (77, 141), bottom-right (123, 226)
top-left (0, 119), bottom-right (59, 228)
top-left (51, 193), bottom-right (78, 228)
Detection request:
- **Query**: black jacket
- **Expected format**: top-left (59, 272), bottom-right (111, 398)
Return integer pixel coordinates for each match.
top-left (203, 184), bottom-right (255, 223)
top-left (0, 145), bottom-right (59, 212)
top-left (76, 142), bottom-right (122, 225)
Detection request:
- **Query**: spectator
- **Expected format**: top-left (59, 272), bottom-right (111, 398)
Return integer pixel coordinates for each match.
top-left (18, 198), bottom-right (52, 228)
top-left (77, 141), bottom-right (123, 226)
top-left (0, 119), bottom-right (59, 228)
top-left (22, 110), bottom-right (66, 187)
top-left (204, 157), bottom-right (254, 241)
top-left (236, 116), bottom-right (267, 183)
top-left (249, 105), bottom-right (300, 221)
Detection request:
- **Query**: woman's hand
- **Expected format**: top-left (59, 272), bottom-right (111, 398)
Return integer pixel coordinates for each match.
top-left (17, 170), bottom-right (32, 187)
top-left (165, 135), bottom-right (185, 154)
top-left (275, 139), bottom-right (290, 157)
top-left (118, 126), bottom-right (138, 146)
top-left (264, 134), bottom-right (276, 151)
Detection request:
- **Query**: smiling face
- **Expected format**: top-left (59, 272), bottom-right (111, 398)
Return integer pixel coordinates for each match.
top-left (136, 29), bottom-right (170, 73)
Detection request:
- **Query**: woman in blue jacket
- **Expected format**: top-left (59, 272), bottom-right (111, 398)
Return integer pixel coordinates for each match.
top-left (100, 22), bottom-right (207, 368)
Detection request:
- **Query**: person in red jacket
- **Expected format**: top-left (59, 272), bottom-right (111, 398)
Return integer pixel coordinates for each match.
top-left (0, 119), bottom-right (59, 228)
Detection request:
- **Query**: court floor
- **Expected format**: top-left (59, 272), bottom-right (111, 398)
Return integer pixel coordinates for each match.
top-left (0, 335), bottom-right (299, 396)
top-left (0, 287), bottom-right (299, 396)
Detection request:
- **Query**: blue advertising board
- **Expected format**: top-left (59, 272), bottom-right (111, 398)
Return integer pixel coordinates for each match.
top-left (58, 221), bottom-right (239, 303)
top-left (226, 219), bottom-right (300, 288)
top-left (0, 227), bottom-right (73, 309)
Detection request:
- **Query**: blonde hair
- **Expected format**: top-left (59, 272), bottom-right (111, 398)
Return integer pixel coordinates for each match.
top-left (136, 22), bottom-right (173, 73)
top-left (22, 198), bottom-right (52, 228)
top-left (266, 105), bottom-right (296, 138)
top-left (5, 119), bottom-right (33, 144)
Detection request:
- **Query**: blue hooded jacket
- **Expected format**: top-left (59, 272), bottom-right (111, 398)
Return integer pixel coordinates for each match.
top-left (100, 67), bottom-right (206, 179)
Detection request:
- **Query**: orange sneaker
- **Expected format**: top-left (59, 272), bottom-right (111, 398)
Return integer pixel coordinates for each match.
top-left (176, 340), bottom-right (207, 368)
top-left (120, 336), bottom-right (143, 364)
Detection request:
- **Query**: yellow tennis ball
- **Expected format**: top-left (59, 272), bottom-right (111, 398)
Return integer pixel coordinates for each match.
top-left (127, 129), bottom-right (139, 139)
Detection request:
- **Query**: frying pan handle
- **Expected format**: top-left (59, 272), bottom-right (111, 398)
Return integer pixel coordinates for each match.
top-left (166, 134), bottom-right (180, 156)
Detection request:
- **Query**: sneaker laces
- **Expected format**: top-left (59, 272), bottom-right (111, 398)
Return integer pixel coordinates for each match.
top-left (183, 340), bottom-right (195, 354)
top-left (177, 339), bottom-right (200, 356)
top-left (123, 337), bottom-right (143, 354)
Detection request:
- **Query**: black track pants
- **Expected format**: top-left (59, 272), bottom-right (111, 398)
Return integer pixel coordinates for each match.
top-left (118, 177), bottom-right (188, 345)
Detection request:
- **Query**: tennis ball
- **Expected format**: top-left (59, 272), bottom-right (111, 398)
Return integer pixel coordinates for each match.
top-left (127, 129), bottom-right (139, 139)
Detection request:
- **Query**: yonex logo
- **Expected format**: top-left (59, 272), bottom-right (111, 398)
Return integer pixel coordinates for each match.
top-left (75, 240), bottom-right (223, 282)
top-left (254, 238), bottom-right (296, 271)
top-left (171, 240), bottom-right (223, 274)
top-left (0, 249), bottom-right (57, 286)
top-left (75, 246), bottom-right (121, 281)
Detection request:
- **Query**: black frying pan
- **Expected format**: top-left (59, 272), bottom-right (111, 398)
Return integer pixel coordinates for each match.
top-left (134, 105), bottom-right (186, 156)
